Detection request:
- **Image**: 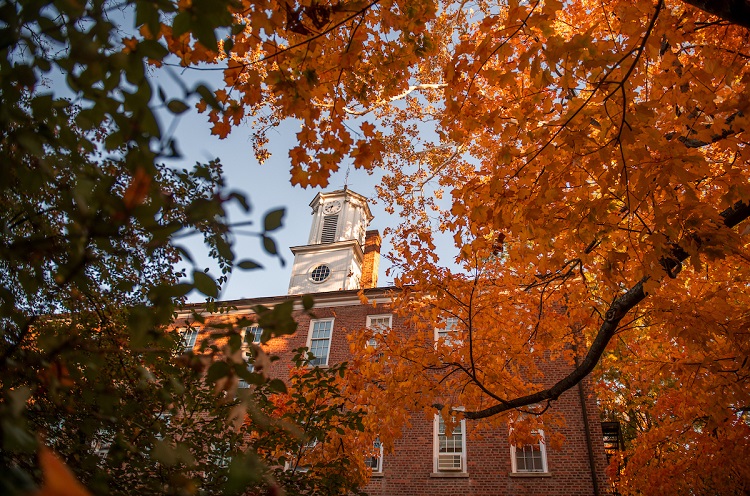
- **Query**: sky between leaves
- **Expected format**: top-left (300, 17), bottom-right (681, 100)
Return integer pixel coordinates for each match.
top-left (161, 73), bottom-right (411, 302)
top-left (50, 37), bottom-right (432, 302)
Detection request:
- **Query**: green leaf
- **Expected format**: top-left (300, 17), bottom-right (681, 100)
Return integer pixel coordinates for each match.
top-left (228, 191), bottom-right (250, 212)
top-left (237, 260), bottom-right (262, 270)
top-left (195, 84), bottom-right (222, 111)
top-left (151, 439), bottom-right (177, 465)
top-left (193, 22), bottom-right (218, 51)
top-left (1, 420), bottom-right (37, 453)
top-left (223, 37), bottom-right (234, 53)
top-left (302, 294), bottom-right (314, 310)
top-left (231, 22), bottom-right (246, 35)
top-left (263, 208), bottom-right (285, 232)
top-left (268, 378), bottom-right (287, 393)
top-left (214, 236), bottom-right (234, 262)
top-left (207, 361), bottom-right (231, 383)
top-left (16, 131), bottom-right (44, 156)
top-left (172, 12), bottom-right (190, 38)
top-left (262, 236), bottom-right (277, 255)
top-left (135, 1), bottom-right (161, 36)
top-left (193, 270), bottom-right (218, 298)
top-left (167, 99), bottom-right (190, 114)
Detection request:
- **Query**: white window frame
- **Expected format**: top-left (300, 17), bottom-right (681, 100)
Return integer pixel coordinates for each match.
top-left (434, 317), bottom-right (461, 345)
top-left (286, 437), bottom-right (317, 473)
top-left (238, 326), bottom-right (261, 388)
top-left (307, 318), bottom-right (334, 366)
top-left (209, 441), bottom-right (232, 469)
top-left (154, 412), bottom-right (172, 441)
top-left (434, 414), bottom-right (467, 473)
top-left (365, 437), bottom-right (384, 473)
top-left (244, 324), bottom-right (263, 345)
top-left (92, 430), bottom-right (113, 458)
top-left (320, 213), bottom-right (339, 243)
top-left (309, 263), bottom-right (332, 283)
top-left (366, 314), bottom-right (392, 348)
top-left (510, 430), bottom-right (548, 474)
top-left (178, 327), bottom-right (199, 353)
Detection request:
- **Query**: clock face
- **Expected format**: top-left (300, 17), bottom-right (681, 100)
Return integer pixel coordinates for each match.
top-left (323, 200), bottom-right (342, 214)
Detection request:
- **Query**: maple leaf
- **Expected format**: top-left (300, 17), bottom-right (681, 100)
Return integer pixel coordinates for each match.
top-left (361, 121), bottom-right (376, 138)
top-left (155, 0), bottom-right (750, 491)
top-left (211, 120), bottom-right (232, 138)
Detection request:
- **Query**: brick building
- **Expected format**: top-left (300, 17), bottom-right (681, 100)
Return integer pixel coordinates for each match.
top-left (178, 188), bottom-right (609, 495)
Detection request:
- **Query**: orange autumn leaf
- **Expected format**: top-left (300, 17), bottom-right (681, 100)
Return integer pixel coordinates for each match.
top-left (34, 446), bottom-right (92, 496)
top-left (211, 120), bottom-right (232, 138)
top-left (122, 167), bottom-right (151, 210)
top-left (154, 1), bottom-right (750, 492)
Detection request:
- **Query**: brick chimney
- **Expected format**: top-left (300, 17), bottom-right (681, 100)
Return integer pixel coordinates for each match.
top-left (360, 230), bottom-right (381, 288)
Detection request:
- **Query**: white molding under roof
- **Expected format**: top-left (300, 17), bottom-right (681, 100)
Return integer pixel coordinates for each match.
top-left (289, 239), bottom-right (364, 262)
top-left (175, 287), bottom-right (396, 320)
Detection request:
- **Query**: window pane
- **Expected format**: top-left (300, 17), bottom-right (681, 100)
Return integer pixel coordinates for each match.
top-left (516, 443), bottom-right (545, 472)
top-left (179, 328), bottom-right (198, 351)
top-left (438, 416), bottom-right (463, 454)
top-left (436, 317), bottom-right (460, 343)
top-left (247, 325), bottom-right (263, 344)
top-left (310, 320), bottom-right (333, 365)
top-left (365, 438), bottom-right (382, 472)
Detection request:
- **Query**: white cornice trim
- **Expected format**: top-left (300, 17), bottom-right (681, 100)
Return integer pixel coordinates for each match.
top-left (289, 239), bottom-right (364, 262)
top-left (175, 287), bottom-right (396, 319)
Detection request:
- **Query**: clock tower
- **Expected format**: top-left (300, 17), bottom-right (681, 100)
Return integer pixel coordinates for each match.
top-left (288, 188), bottom-right (377, 294)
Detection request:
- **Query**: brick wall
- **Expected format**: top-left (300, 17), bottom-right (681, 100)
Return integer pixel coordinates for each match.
top-left (361, 230), bottom-right (382, 289)
top-left (181, 293), bottom-right (608, 495)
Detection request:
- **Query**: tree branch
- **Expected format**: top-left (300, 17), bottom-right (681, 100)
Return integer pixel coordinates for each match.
top-left (313, 83), bottom-right (447, 116)
top-left (463, 200), bottom-right (750, 420)
top-left (682, 0), bottom-right (750, 30)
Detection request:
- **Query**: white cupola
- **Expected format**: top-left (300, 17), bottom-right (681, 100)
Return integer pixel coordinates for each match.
top-left (288, 188), bottom-right (377, 294)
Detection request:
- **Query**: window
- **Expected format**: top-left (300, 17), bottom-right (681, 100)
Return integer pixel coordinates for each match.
top-left (244, 325), bottom-right (263, 344)
top-left (209, 442), bottom-right (232, 469)
top-left (321, 214), bottom-right (338, 243)
top-left (366, 314), bottom-right (392, 348)
top-left (310, 264), bottom-right (331, 283)
top-left (434, 414), bottom-right (466, 472)
top-left (365, 437), bottom-right (384, 473)
top-left (308, 319), bottom-right (334, 366)
top-left (287, 437), bottom-right (317, 473)
top-left (238, 326), bottom-right (261, 388)
top-left (178, 327), bottom-right (199, 352)
top-left (92, 430), bottom-right (113, 458)
top-left (154, 412), bottom-right (172, 441)
top-left (435, 317), bottom-right (460, 344)
top-left (511, 430), bottom-right (548, 474)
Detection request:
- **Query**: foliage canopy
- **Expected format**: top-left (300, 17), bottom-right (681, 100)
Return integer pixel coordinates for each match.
top-left (161, 0), bottom-right (750, 492)
top-left (0, 1), bottom-right (370, 495)
top-left (3, 0), bottom-right (750, 493)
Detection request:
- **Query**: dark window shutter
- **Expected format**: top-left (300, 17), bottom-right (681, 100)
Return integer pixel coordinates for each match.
top-left (321, 215), bottom-right (338, 243)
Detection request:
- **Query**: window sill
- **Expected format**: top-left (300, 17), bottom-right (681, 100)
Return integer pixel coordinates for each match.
top-left (509, 472), bottom-right (552, 478)
top-left (370, 473), bottom-right (384, 478)
top-left (430, 472), bottom-right (469, 478)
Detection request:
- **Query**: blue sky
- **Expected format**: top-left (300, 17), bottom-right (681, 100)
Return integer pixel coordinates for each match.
top-left (149, 68), bottom-right (397, 302)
